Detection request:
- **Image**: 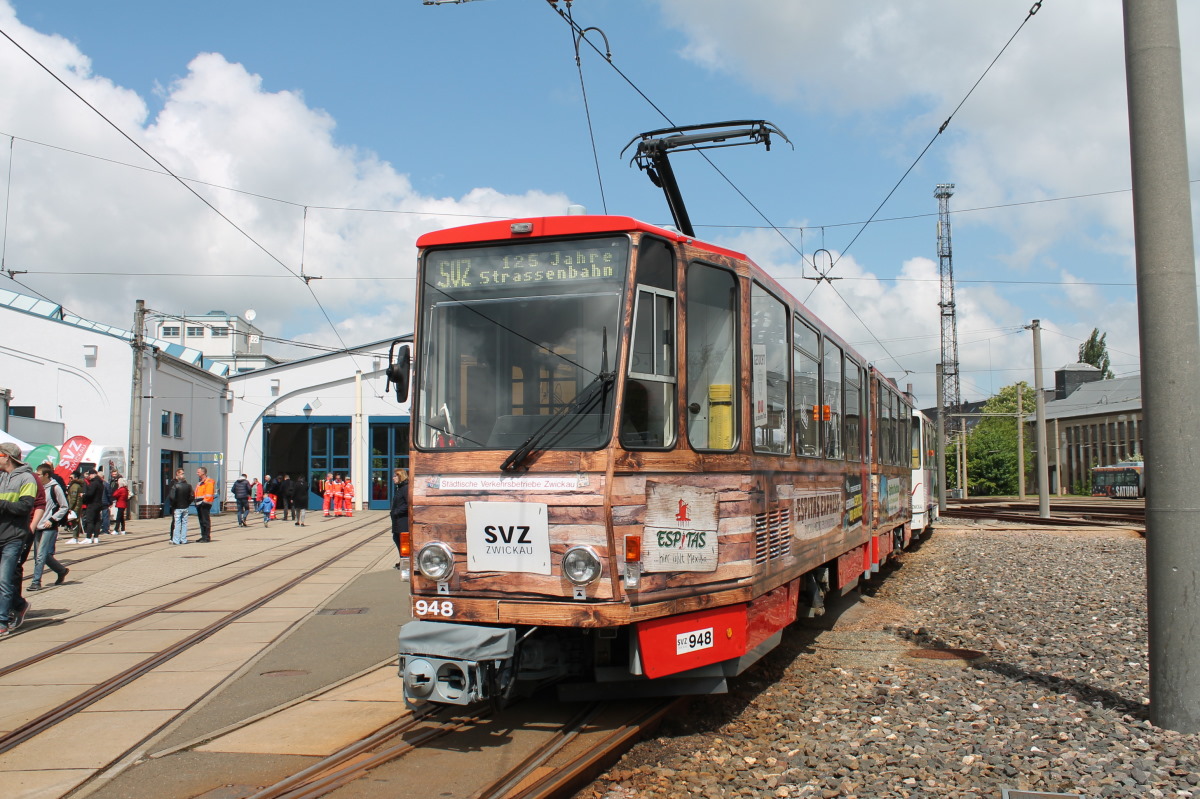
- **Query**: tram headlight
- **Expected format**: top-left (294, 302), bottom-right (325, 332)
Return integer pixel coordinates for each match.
top-left (562, 545), bottom-right (602, 586)
top-left (416, 542), bottom-right (455, 581)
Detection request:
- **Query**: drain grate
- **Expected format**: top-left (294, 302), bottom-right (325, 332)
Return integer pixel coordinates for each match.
top-left (318, 607), bottom-right (369, 615)
top-left (906, 647), bottom-right (985, 660)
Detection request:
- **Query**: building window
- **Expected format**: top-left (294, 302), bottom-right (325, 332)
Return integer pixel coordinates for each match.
top-left (212, 327), bottom-right (229, 338)
top-left (83, 344), bottom-right (98, 368)
top-left (186, 326), bottom-right (205, 337)
top-left (161, 410), bottom-right (171, 436)
top-left (173, 412), bottom-right (183, 438)
top-left (270, 379), bottom-right (281, 397)
top-left (161, 325), bottom-right (180, 337)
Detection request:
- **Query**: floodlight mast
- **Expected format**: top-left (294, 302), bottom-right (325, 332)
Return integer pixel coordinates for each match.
top-left (622, 120), bottom-right (790, 238)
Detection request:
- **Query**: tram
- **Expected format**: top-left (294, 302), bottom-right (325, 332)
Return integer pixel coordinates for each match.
top-left (1091, 460), bottom-right (1145, 498)
top-left (391, 122), bottom-right (917, 706)
top-left (910, 409), bottom-right (938, 534)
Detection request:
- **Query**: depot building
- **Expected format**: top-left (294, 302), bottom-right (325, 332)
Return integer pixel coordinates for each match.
top-left (0, 290), bottom-right (411, 515)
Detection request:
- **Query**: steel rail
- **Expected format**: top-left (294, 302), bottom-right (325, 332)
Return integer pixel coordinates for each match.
top-left (2, 517), bottom-right (375, 678)
top-left (0, 520), bottom-right (381, 754)
top-left (507, 698), bottom-right (682, 799)
top-left (259, 711), bottom-right (493, 799)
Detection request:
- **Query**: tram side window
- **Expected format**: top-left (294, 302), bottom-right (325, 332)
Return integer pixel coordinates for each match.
top-left (845, 360), bottom-right (862, 462)
top-left (878, 386), bottom-right (891, 466)
top-left (823, 341), bottom-right (843, 459)
top-left (793, 318), bottom-right (820, 457)
top-left (911, 414), bottom-right (922, 469)
top-left (686, 263), bottom-right (739, 451)
top-left (621, 238), bottom-right (677, 449)
top-left (751, 283), bottom-right (789, 454)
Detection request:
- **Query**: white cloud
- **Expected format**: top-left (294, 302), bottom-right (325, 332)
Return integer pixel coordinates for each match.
top-left (654, 0), bottom-right (1196, 397)
top-left (0, 4), bottom-right (568, 350)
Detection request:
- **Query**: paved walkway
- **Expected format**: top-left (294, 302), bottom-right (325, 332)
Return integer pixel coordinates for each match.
top-left (0, 510), bottom-right (408, 799)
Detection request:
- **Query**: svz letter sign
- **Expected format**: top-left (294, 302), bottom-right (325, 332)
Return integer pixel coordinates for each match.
top-left (465, 501), bottom-right (551, 575)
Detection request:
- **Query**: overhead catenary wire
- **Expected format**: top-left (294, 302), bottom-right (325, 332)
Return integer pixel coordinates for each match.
top-left (0, 24), bottom-right (361, 369)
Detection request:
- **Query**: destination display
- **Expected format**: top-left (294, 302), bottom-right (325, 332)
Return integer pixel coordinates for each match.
top-left (427, 237), bottom-right (629, 293)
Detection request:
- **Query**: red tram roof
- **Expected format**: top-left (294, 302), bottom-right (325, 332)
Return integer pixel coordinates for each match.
top-left (416, 215), bottom-right (748, 262)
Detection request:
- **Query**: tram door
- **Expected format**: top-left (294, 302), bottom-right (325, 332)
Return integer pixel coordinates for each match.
top-left (309, 424), bottom-right (350, 505)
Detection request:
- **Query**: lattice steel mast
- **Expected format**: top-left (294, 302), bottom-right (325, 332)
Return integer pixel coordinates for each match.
top-left (935, 183), bottom-right (962, 418)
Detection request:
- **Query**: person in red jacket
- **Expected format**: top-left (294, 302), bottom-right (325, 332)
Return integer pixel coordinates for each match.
top-left (112, 478), bottom-right (129, 533)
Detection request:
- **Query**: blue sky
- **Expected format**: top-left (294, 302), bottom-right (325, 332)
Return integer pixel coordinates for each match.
top-left (0, 1), bottom-right (1196, 406)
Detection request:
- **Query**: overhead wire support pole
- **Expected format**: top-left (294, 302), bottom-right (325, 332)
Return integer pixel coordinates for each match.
top-left (1028, 320), bottom-right (1050, 518)
top-left (1123, 0), bottom-right (1200, 734)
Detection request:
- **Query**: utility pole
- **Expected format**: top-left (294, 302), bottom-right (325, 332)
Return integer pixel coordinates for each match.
top-left (129, 300), bottom-right (146, 520)
top-left (1124, 0), bottom-right (1200, 733)
top-left (935, 364), bottom-right (947, 512)
top-left (1017, 384), bottom-right (1026, 500)
top-left (960, 418), bottom-right (968, 498)
top-left (1029, 320), bottom-right (1050, 518)
top-left (935, 184), bottom-right (962, 443)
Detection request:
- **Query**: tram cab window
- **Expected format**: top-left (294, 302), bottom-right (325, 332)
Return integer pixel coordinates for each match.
top-left (686, 262), bottom-right (739, 451)
top-left (622, 238), bottom-right (677, 449)
top-left (793, 318), bottom-right (820, 457)
top-left (751, 283), bottom-right (789, 454)
top-left (845, 360), bottom-right (862, 462)
top-left (823, 341), bottom-right (843, 459)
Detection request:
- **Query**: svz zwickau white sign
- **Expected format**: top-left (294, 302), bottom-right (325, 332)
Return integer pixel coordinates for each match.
top-left (642, 483), bottom-right (719, 573)
top-left (465, 502), bottom-right (551, 575)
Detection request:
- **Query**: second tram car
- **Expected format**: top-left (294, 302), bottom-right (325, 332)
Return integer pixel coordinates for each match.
top-left (392, 213), bottom-right (918, 706)
top-left (910, 409), bottom-right (938, 534)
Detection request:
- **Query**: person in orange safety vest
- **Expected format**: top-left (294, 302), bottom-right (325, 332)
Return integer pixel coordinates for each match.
top-left (322, 472), bottom-right (334, 516)
top-left (341, 477), bottom-right (355, 517)
top-left (331, 474), bottom-right (345, 516)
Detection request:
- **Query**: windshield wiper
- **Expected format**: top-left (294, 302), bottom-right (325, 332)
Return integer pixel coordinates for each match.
top-left (501, 329), bottom-right (614, 472)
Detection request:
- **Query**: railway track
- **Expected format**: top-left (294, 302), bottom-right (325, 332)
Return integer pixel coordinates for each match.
top-left (233, 695), bottom-right (681, 799)
top-left (0, 516), bottom-right (384, 758)
top-left (942, 497), bottom-right (1145, 529)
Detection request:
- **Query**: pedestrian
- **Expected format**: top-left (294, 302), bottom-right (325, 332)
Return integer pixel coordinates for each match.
top-left (280, 474), bottom-right (294, 521)
top-left (341, 475), bottom-right (355, 517)
top-left (292, 474), bottom-right (309, 526)
top-left (322, 472), bottom-right (334, 517)
top-left (0, 442), bottom-right (37, 635)
top-left (80, 467), bottom-right (104, 544)
top-left (265, 474), bottom-right (279, 521)
top-left (112, 478), bottom-right (129, 534)
top-left (98, 467), bottom-right (114, 536)
top-left (194, 467), bottom-right (215, 543)
top-left (64, 471), bottom-right (86, 542)
top-left (231, 473), bottom-right (252, 527)
top-left (257, 493), bottom-right (274, 526)
top-left (29, 464), bottom-right (69, 590)
top-left (252, 477), bottom-right (263, 504)
top-left (331, 473), bottom-right (345, 517)
top-left (169, 469), bottom-right (193, 545)
top-left (390, 468), bottom-right (409, 570)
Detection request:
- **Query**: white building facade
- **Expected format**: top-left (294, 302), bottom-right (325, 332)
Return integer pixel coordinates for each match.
top-left (2, 289), bottom-right (409, 516)
top-left (224, 337), bottom-right (411, 511)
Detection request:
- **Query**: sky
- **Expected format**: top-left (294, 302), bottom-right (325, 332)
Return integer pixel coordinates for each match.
top-left (0, 0), bottom-right (1196, 408)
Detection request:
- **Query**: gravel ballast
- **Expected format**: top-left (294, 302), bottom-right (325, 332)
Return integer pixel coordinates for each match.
top-left (584, 525), bottom-right (1198, 798)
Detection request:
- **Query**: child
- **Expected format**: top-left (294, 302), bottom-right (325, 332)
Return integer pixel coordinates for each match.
top-left (257, 493), bottom-right (275, 527)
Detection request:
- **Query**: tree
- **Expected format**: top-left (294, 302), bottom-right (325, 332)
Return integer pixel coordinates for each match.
top-left (966, 382), bottom-right (1036, 496)
top-left (1078, 328), bottom-right (1115, 378)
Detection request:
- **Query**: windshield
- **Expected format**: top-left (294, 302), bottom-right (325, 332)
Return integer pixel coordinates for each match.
top-left (416, 236), bottom-right (630, 451)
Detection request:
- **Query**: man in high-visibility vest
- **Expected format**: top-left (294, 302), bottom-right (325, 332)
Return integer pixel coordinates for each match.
top-left (195, 467), bottom-right (216, 543)
top-left (341, 477), bottom-right (355, 517)
top-left (322, 472), bottom-right (335, 516)
top-left (331, 474), bottom-right (345, 516)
